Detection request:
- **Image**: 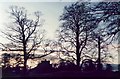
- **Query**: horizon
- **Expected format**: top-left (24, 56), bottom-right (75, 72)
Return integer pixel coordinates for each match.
top-left (0, 1), bottom-right (119, 69)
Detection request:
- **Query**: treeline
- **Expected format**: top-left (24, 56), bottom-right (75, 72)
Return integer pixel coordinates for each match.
top-left (1, 1), bottom-right (120, 77)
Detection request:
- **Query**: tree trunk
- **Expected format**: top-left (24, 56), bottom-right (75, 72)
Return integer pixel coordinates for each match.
top-left (76, 53), bottom-right (80, 67)
top-left (97, 36), bottom-right (102, 71)
top-left (23, 34), bottom-right (27, 76)
top-left (76, 25), bottom-right (80, 67)
top-left (23, 51), bottom-right (27, 76)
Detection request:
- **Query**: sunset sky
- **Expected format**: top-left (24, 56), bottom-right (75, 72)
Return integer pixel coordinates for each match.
top-left (0, 0), bottom-right (119, 65)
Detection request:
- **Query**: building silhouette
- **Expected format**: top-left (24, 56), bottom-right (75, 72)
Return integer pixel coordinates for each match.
top-left (29, 60), bottom-right (53, 76)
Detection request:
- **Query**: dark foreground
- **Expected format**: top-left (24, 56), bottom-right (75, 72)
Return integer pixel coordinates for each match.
top-left (2, 71), bottom-right (120, 79)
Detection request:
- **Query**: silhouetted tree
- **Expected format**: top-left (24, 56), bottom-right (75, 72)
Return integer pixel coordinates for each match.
top-left (95, 2), bottom-right (120, 35)
top-left (57, 2), bottom-right (97, 67)
top-left (57, 2), bottom-right (118, 69)
top-left (1, 53), bottom-right (25, 68)
top-left (93, 2), bottom-right (120, 70)
top-left (1, 6), bottom-right (45, 75)
top-left (1, 53), bottom-right (11, 68)
top-left (81, 59), bottom-right (96, 72)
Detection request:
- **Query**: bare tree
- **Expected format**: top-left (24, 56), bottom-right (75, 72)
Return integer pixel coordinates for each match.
top-left (57, 2), bottom-right (119, 68)
top-left (93, 2), bottom-right (120, 70)
top-left (57, 2), bottom-right (97, 66)
top-left (2, 6), bottom-right (45, 75)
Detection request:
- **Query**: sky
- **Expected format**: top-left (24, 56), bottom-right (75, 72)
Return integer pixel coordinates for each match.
top-left (0, 0), bottom-right (106, 44)
top-left (0, 2), bottom-right (74, 43)
top-left (0, 0), bottom-right (119, 65)
top-left (0, 1), bottom-right (74, 67)
top-left (0, 0), bottom-right (102, 2)
top-left (0, 0), bottom-right (117, 43)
